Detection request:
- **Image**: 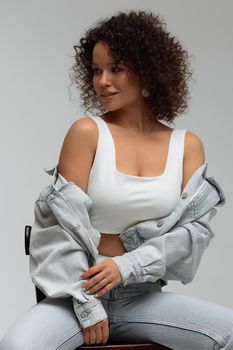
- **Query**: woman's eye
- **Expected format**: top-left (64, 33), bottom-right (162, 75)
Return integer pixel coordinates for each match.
top-left (92, 66), bottom-right (122, 75)
top-left (112, 66), bottom-right (121, 72)
top-left (92, 68), bottom-right (100, 74)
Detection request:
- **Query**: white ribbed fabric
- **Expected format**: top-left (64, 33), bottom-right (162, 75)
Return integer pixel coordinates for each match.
top-left (86, 115), bottom-right (186, 234)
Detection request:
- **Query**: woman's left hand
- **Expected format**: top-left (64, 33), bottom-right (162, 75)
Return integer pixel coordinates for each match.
top-left (80, 258), bottom-right (123, 297)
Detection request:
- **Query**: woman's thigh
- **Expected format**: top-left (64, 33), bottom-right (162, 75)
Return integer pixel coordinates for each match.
top-left (0, 297), bottom-right (84, 350)
top-left (109, 286), bottom-right (233, 350)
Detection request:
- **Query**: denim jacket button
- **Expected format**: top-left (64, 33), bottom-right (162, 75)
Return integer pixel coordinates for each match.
top-left (73, 225), bottom-right (81, 233)
top-left (181, 192), bottom-right (188, 199)
top-left (129, 273), bottom-right (135, 282)
top-left (81, 311), bottom-right (88, 318)
top-left (49, 193), bottom-right (58, 200)
top-left (157, 220), bottom-right (163, 227)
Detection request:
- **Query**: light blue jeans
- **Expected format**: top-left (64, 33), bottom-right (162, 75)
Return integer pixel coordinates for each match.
top-left (1, 280), bottom-right (233, 350)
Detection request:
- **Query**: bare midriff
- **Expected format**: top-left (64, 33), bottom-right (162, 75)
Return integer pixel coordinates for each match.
top-left (98, 233), bottom-right (127, 257)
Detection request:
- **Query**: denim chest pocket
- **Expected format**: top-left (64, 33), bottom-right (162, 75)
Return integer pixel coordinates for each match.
top-left (135, 230), bottom-right (148, 244)
top-left (193, 178), bottom-right (225, 219)
top-left (180, 201), bottom-right (196, 223)
top-left (54, 181), bottom-right (93, 212)
top-left (134, 220), bottom-right (168, 244)
top-left (122, 230), bottom-right (145, 250)
top-left (34, 199), bottom-right (59, 227)
top-left (134, 220), bottom-right (163, 243)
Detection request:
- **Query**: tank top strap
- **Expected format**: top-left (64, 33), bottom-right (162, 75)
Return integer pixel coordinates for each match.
top-left (165, 128), bottom-right (186, 176)
top-left (87, 115), bottom-right (115, 173)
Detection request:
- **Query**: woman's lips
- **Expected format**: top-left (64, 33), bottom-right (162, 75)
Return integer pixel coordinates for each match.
top-left (100, 92), bottom-right (118, 100)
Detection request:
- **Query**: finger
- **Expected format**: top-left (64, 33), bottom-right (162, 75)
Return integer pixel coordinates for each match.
top-left (101, 319), bottom-right (109, 344)
top-left (86, 277), bottom-right (110, 294)
top-left (83, 328), bottom-right (90, 345)
top-left (95, 282), bottom-right (114, 297)
top-left (95, 322), bottom-right (103, 344)
top-left (89, 326), bottom-right (97, 345)
top-left (81, 264), bottom-right (103, 279)
top-left (82, 271), bottom-right (107, 290)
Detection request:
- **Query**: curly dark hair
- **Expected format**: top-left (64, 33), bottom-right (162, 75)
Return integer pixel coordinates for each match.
top-left (70, 9), bottom-right (193, 123)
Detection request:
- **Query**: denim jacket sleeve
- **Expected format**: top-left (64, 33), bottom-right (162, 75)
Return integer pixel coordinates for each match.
top-left (111, 164), bottom-right (226, 286)
top-left (29, 168), bottom-right (108, 329)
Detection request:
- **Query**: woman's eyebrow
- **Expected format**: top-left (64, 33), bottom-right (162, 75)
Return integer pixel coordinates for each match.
top-left (92, 61), bottom-right (115, 67)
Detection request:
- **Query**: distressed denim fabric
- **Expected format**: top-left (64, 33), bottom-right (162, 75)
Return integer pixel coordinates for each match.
top-left (29, 161), bottom-right (225, 328)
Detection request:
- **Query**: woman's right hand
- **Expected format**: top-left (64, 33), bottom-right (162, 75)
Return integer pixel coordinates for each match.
top-left (83, 318), bottom-right (109, 345)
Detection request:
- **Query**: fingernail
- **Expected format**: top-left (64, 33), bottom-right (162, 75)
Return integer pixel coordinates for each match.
top-left (81, 287), bottom-right (87, 292)
top-left (94, 293), bottom-right (99, 298)
top-left (85, 290), bottom-right (90, 295)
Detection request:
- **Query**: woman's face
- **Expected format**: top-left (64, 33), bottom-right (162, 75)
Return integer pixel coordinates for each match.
top-left (92, 41), bottom-right (143, 111)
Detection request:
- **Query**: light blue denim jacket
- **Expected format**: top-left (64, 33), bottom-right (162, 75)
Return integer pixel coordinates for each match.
top-left (29, 161), bottom-right (225, 329)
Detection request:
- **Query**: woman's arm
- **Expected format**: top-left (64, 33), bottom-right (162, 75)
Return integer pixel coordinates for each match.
top-left (29, 117), bottom-right (108, 329)
top-left (58, 117), bottom-right (98, 193)
top-left (181, 131), bottom-right (205, 192)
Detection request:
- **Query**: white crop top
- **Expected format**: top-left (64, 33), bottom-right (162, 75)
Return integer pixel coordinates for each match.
top-left (86, 115), bottom-right (186, 234)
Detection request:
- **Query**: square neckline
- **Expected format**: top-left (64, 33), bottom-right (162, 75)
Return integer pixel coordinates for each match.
top-left (97, 115), bottom-right (176, 180)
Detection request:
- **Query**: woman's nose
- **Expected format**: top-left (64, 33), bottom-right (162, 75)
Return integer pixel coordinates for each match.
top-left (99, 71), bottom-right (112, 86)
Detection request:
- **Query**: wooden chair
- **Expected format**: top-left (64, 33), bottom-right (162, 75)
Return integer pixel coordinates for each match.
top-left (25, 225), bottom-right (172, 350)
top-left (79, 345), bottom-right (170, 349)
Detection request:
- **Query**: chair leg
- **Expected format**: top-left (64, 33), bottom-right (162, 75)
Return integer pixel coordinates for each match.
top-left (35, 286), bottom-right (46, 303)
top-left (24, 225), bottom-right (32, 256)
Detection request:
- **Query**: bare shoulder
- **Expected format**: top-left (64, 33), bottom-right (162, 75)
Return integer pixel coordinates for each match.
top-left (70, 116), bottom-right (98, 139)
top-left (59, 116), bottom-right (98, 159)
top-left (181, 130), bottom-right (206, 191)
top-left (184, 130), bottom-right (205, 151)
top-left (57, 116), bottom-right (98, 193)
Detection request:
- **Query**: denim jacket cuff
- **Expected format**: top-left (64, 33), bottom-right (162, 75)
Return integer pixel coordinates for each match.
top-left (111, 254), bottom-right (142, 286)
top-left (73, 297), bottom-right (108, 329)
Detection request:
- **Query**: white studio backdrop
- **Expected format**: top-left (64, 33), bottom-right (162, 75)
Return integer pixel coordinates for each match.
top-left (0, 0), bottom-right (232, 339)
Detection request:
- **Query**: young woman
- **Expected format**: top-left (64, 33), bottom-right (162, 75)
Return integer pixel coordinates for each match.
top-left (1, 10), bottom-right (232, 350)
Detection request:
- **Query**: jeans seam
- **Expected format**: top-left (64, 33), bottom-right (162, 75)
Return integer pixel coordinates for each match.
top-left (111, 318), bottom-right (226, 347)
top-left (55, 328), bottom-right (82, 349)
